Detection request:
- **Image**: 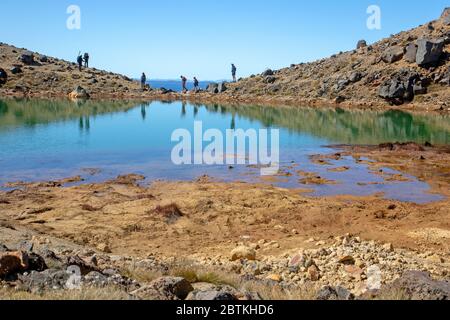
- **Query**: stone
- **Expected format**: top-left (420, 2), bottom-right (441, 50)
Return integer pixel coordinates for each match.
top-left (27, 253), bottom-right (48, 272)
top-left (39, 55), bottom-right (48, 63)
top-left (379, 271), bottom-right (450, 300)
top-left (149, 277), bottom-right (194, 300)
top-left (230, 246), bottom-right (256, 261)
top-left (188, 290), bottom-right (238, 301)
top-left (206, 83), bottom-right (219, 94)
top-left (261, 69), bottom-right (274, 77)
top-left (404, 44), bottom-right (418, 63)
top-left (349, 72), bottom-right (362, 83)
top-left (441, 7), bottom-right (450, 25)
top-left (307, 265), bottom-right (320, 281)
top-left (266, 274), bottom-right (282, 282)
top-left (383, 243), bottom-right (394, 252)
top-left (18, 269), bottom-right (70, 293)
top-left (0, 68), bottom-right (7, 85)
top-left (289, 254), bottom-right (306, 268)
top-left (217, 82), bottom-right (227, 93)
top-left (416, 39), bottom-right (444, 66)
top-left (68, 86), bottom-right (90, 100)
top-left (10, 66), bottom-right (22, 74)
top-left (0, 251), bottom-right (29, 277)
top-left (18, 51), bottom-right (34, 65)
top-left (317, 286), bottom-right (355, 300)
top-left (264, 76), bottom-right (276, 84)
top-left (96, 243), bottom-right (112, 253)
top-left (378, 69), bottom-right (421, 104)
top-left (381, 46), bottom-right (404, 63)
top-left (356, 40), bottom-right (367, 49)
top-left (337, 255), bottom-right (355, 265)
top-left (64, 255), bottom-right (98, 275)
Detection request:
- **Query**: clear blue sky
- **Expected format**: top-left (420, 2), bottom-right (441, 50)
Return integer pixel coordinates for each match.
top-left (0, 0), bottom-right (447, 80)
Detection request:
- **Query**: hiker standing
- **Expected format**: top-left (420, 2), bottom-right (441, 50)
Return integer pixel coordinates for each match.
top-left (231, 64), bottom-right (237, 82)
top-left (193, 77), bottom-right (199, 91)
top-left (141, 72), bottom-right (147, 90)
top-left (77, 53), bottom-right (83, 71)
top-left (181, 75), bottom-right (188, 93)
top-left (83, 52), bottom-right (90, 68)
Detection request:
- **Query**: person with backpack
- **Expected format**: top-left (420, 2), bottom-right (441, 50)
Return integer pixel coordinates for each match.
top-left (180, 75), bottom-right (188, 93)
top-left (231, 64), bottom-right (237, 82)
top-left (141, 72), bottom-right (147, 90)
top-left (77, 53), bottom-right (83, 71)
top-left (83, 52), bottom-right (90, 68)
top-left (193, 77), bottom-right (199, 91)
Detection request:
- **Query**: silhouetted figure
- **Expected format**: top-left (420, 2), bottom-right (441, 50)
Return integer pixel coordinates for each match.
top-left (77, 53), bottom-right (83, 71)
top-left (83, 53), bottom-right (90, 68)
top-left (181, 76), bottom-right (188, 93)
top-left (231, 64), bottom-right (237, 82)
top-left (141, 73), bottom-right (147, 90)
top-left (193, 77), bottom-right (199, 91)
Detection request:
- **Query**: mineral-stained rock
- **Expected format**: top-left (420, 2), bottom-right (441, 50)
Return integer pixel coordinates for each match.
top-left (416, 39), bottom-right (444, 66)
top-left (68, 86), bottom-right (90, 100)
top-left (0, 251), bottom-right (29, 277)
top-left (18, 269), bottom-right (70, 293)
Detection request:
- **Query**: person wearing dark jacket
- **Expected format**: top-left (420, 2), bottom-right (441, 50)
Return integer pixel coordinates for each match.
top-left (83, 53), bottom-right (90, 68)
top-left (181, 75), bottom-right (188, 92)
top-left (231, 64), bottom-right (237, 82)
top-left (193, 77), bottom-right (199, 91)
top-left (141, 73), bottom-right (147, 90)
top-left (77, 53), bottom-right (83, 71)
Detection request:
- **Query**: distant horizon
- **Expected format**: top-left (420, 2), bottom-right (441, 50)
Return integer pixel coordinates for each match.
top-left (0, 1), bottom-right (448, 79)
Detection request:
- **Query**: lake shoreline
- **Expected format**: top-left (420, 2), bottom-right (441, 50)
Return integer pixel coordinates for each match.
top-left (1, 88), bottom-right (449, 116)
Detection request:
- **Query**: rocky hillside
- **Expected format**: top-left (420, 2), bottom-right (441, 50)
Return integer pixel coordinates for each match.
top-left (214, 8), bottom-right (450, 111)
top-left (0, 44), bottom-right (143, 99)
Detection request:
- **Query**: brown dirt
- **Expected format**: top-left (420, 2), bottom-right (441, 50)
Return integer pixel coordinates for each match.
top-left (0, 144), bottom-right (448, 262)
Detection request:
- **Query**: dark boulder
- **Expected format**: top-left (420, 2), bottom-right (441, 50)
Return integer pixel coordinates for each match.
top-left (416, 39), bottom-right (444, 66)
top-left (39, 55), bottom-right (48, 63)
top-left (264, 76), bottom-right (276, 84)
top-left (317, 286), bottom-right (355, 300)
top-left (18, 51), bottom-right (35, 65)
top-left (381, 46), bottom-right (404, 63)
top-left (10, 66), bottom-right (22, 74)
top-left (378, 271), bottom-right (450, 300)
top-left (356, 40), bottom-right (367, 49)
top-left (0, 68), bottom-right (7, 85)
top-left (349, 72), bottom-right (363, 83)
top-left (378, 69), bottom-right (421, 104)
top-left (261, 69), bottom-right (274, 77)
top-left (404, 43), bottom-right (418, 63)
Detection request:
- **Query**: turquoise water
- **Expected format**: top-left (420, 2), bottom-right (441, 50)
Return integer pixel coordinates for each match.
top-left (0, 98), bottom-right (449, 203)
